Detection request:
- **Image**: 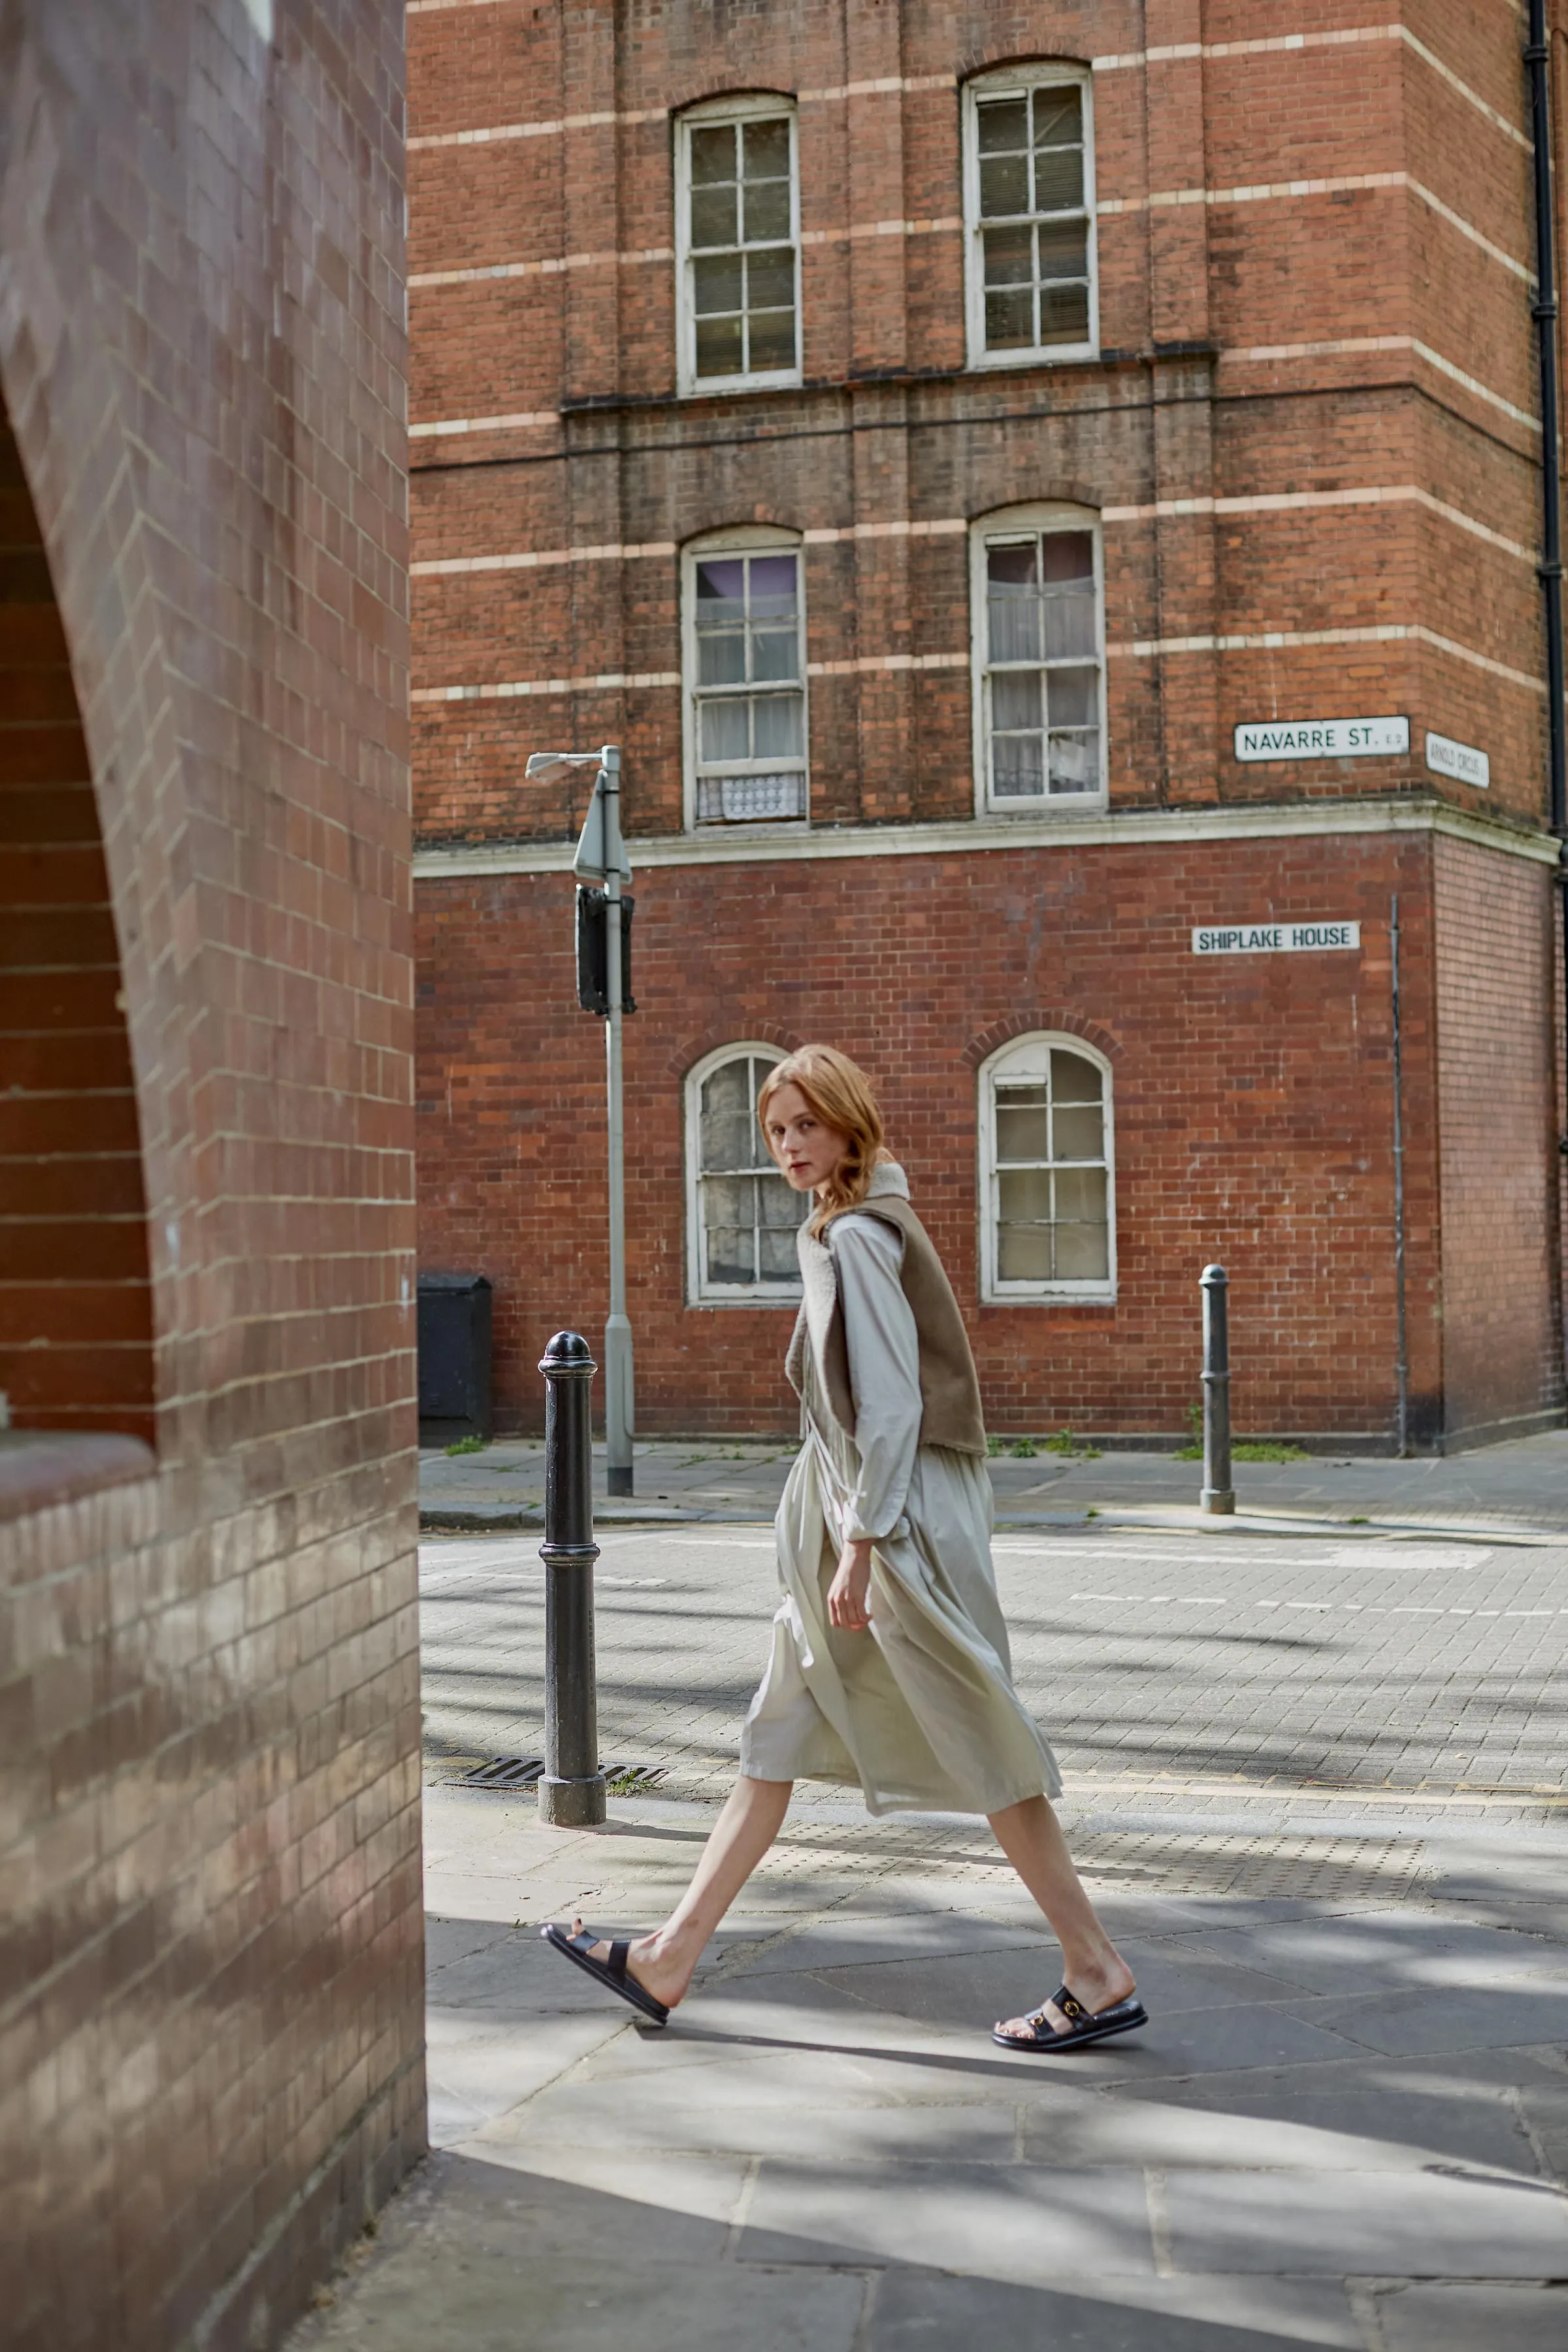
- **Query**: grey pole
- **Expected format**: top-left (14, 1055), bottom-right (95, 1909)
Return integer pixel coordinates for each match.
top-left (538, 1330), bottom-right (606, 1827)
top-left (1200, 1264), bottom-right (1235, 1516)
top-left (600, 747), bottom-right (635, 1499)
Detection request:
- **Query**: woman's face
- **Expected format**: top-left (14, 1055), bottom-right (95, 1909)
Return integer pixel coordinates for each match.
top-left (764, 1081), bottom-right (851, 1194)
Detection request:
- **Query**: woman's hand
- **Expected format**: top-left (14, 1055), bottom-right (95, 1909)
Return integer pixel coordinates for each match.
top-left (827, 1538), bottom-right (875, 1630)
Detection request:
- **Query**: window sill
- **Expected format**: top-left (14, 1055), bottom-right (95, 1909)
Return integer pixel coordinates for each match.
top-left (687, 1294), bottom-right (802, 1310)
top-left (966, 344), bottom-right (1100, 372)
top-left (0, 1430), bottom-right (157, 1527)
top-left (981, 1291), bottom-right (1117, 1309)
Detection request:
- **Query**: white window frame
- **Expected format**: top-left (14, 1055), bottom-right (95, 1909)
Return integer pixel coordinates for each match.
top-left (978, 1033), bottom-right (1117, 1304)
top-left (682, 524), bottom-right (810, 832)
top-left (970, 502), bottom-right (1107, 819)
top-left (676, 93), bottom-right (803, 398)
top-left (685, 1041), bottom-right (806, 1305)
top-left (962, 62), bottom-right (1098, 371)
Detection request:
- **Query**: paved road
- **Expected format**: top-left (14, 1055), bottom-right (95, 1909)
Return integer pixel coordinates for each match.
top-left (419, 1524), bottom-right (1568, 1805)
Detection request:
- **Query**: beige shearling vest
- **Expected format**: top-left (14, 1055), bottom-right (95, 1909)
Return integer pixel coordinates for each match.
top-left (784, 1171), bottom-right (988, 1458)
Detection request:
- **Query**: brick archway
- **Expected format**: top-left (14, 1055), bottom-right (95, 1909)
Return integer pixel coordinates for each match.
top-left (0, 395), bottom-right (153, 1441)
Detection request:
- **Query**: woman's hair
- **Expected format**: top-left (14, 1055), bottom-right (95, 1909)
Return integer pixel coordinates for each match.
top-left (757, 1045), bottom-right (892, 1237)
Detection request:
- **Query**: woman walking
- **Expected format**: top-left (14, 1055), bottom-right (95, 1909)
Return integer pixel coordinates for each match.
top-left (544, 1045), bottom-right (1145, 2053)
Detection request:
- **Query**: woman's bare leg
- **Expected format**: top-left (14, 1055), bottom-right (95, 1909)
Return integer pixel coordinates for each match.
top-left (572, 1773), bottom-right (792, 2010)
top-left (987, 1793), bottom-right (1136, 2038)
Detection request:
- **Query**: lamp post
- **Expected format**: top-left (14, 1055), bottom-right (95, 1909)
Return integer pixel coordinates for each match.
top-left (525, 743), bottom-right (636, 1496)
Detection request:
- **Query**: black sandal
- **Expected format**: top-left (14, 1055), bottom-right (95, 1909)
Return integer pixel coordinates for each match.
top-left (540, 1923), bottom-right (670, 2025)
top-left (992, 1982), bottom-right (1147, 2053)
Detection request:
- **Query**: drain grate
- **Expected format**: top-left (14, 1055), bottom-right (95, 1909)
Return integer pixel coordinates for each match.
top-left (460, 1756), bottom-right (666, 1793)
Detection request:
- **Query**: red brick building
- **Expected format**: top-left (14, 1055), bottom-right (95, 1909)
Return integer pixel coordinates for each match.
top-left (409, 1), bottom-right (1568, 1452)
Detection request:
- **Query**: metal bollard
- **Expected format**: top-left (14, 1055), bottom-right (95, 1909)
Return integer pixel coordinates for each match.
top-left (537, 1331), bottom-right (607, 1826)
top-left (1200, 1265), bottom-right (1235, 1517)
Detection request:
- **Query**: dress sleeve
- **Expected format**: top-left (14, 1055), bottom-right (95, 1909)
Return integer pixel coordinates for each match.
top-left (828, 1213), bottom-right (922, 1542)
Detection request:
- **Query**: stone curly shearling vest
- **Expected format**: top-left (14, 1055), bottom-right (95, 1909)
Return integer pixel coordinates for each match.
top-left (785, 1187), bottom-right (988, 1458)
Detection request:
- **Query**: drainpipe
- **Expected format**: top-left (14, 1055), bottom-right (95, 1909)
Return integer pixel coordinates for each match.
top-left (1525, 6), bottom-right (1568, 1378)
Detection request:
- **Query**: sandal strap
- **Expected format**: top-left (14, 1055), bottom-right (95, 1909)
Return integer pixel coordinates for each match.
top-left (607, 1938), bottom-right (630, 1984)
top-left (1051, 1982), bottom-right (1088, 2023)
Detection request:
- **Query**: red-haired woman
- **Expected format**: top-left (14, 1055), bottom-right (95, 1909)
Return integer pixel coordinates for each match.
top-left (545, 1045), bottom-right (1144, 2053)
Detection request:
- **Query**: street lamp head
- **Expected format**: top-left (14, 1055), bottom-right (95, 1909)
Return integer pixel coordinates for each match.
top-left (525, 749), bottom-right (604, 783)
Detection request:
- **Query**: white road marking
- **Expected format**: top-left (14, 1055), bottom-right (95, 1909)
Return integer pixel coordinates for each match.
top-left (1066, 1592), bottom-right (1565, 1620)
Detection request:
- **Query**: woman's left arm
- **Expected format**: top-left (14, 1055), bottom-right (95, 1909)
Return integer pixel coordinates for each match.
top-left (832, 1214), bottom-right (922, 1548)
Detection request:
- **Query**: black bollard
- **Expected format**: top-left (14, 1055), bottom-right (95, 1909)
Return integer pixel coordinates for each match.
top-left (1200, 1265), bottom-right (1235, 1516)
top-left (538, 1331), bottom-right (607, 1826)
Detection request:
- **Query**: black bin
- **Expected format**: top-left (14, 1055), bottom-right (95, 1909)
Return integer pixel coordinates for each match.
top-left (417, 1273), bottom-right (493, 1445)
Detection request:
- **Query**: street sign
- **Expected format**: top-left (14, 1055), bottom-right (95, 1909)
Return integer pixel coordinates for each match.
top-left (1234, 717), bottom-right (1409, 760)
top-left (1193, 921), bottom-right (1361, 955)
top-left (1424, 730), bottom-right (1490, 789)
top-left (572, 769), bottom-right (632, 884)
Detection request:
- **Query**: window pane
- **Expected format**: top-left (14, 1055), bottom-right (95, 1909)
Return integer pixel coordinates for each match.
top-left (1032, 144), bottom-right (1083, 213)
top-left (693, 252), bottom-right (743, 316)
top-left (700, 698), bottom-right (750, 761)
top-left (745, 245), bottom-right (795, 310)
top-left (743, 118), bottom-right (792, 181)
top-left (758, 1224), bottom-right (801, 1281)
top-left (704, 1169), bottom-right (756, 1229)
top-left (997, 1224), bottom-right (1054, 1282)
top-left (743, 177), bottom-right (791, 242)
top-left (996, 1102), bottom-right (1051, 1161)
top-left (751, 627), bottom-right (799, 683)
top-left (1053, 1220), bottom-right (1109, 1280)
top-left (1042, 532), bottom-right (1094, 584)
top-left (752, 691), bottom-right (804, 757)
top-left (1047, 665), bottom-right (1098, 725)
top-left (984, 286), bottom-right (1034, 350)
top-left (748, 554), bottom-right (798, 615)
top-left (760, 1172), bottom-right (804, 1225)
top-left (747, 308), bottom-right (796, 370)
top-left (999, 1168), bottom-right (1053, 1223)
top-left (1052, 1104), bottom-right (1103, 1160)
top-left (690, 123), bottom-right (736, 184)
top-left (700, 1067), bottom-right (752, 1168)
top-left (1043, 583), bottom-right (1097, 661)
top-left (1051, 1050), bottom-right (1102, 1103)
top-left (695, 313), bottom-right (743, 377)
top-left (988, 541), bottom-right (1039, 589)
top-left (700, 772), bottom-right (806, 823)
top-left (690, 184), bottom-right (738, 248)
top-left (992, 734), bottom-right (1045, 797)
top-left (1033, 87), bottom-right (1082, 149)
top-left (977, 97), bottom-right (1028, 154)
top-left (697, 629), bottom-right (745, 687)
top-left (1049, 731), bottom-right (1100, 793)
top-left (707, 1226), bottom-right (757, 1285)
top-left (983, 223), bottom-right (1034, 285)
top-left (1039, 278), bottom-right (1090, 346)
top-left (979, 152), bottom-right (1030, 217)
top-left (992, 670), bottom-right (1043, 732)
top-left (1053, 1166), bottom-right (1107, 1225)
top-left (987, 549), bottom-right (1042, 662)
top-left (696, 557), bottom-right (745, 614)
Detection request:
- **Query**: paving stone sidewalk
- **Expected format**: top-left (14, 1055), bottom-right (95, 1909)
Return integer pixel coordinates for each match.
top-left (291, 1779), bottom-right (1568, 2351)
top-left (419, 1423), bottom-right (1568, 1539)
top-left (293, 1522), bottom-right (1568, 2350)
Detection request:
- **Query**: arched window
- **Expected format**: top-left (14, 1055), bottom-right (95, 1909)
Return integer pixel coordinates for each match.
top-left (979, 1034), bottom-right (1115, 1301)
top-left (970, 502), bottom-right (1105, 816)
top-left (962, 61), bottom-right (1097, 368)
top-left (683, 525), bottom-right (809, 829)
top-left (676, 95), bottom-right (801, 397)
top-left (685, 1044), bottom-right (808, 1303)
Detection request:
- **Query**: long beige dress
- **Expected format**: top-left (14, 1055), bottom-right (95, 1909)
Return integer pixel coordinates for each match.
top-left (740, 1164), bottom-right (1062, 1817)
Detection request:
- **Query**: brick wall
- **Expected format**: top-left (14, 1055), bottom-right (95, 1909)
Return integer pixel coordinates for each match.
top-left (417, 825), bottom-right (1475, 1445)
top-left (1434, 831), bottom-right (1563, 1440)
top-left (0, 403), bottom-right (154, 1440)
top-left (0, 3), bottom-right (421, 2347)
top-left (406, 1), bottom-right (1567, 1451)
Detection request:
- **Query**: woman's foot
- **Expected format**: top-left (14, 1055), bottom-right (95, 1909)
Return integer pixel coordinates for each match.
top-left (993, 1953), bottom-right (1137, 2046)
top-left (567, 1916), bottom-right (695, 2011)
